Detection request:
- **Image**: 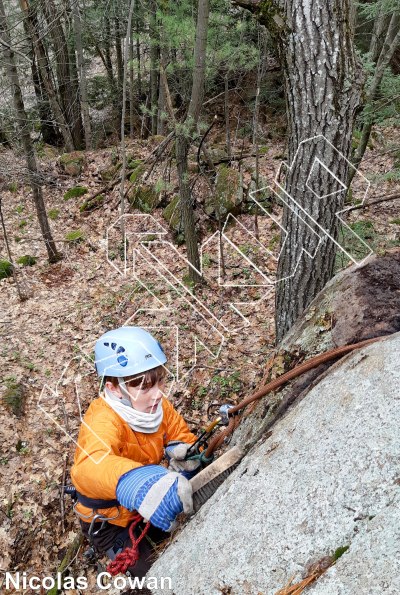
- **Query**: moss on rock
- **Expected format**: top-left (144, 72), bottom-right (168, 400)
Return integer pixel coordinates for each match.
top-left (65, 229), bottom-right (85, 244)
top-left (163, 195), bottom-right (181, 232)
top-left (205, 165), bottom-right (243, 217)
top-left (100, 162), bottom-right (122, 181)
top-left (63, 186), bottom-right (88, 201)
top-left (129, 162), bottom-right (146, 184)
top-left (59, 151), bottom-right (85, 177)
top-left (129, 184), bottom-right (160, 213)
top-left (79, 194), bottom-right (105, 212)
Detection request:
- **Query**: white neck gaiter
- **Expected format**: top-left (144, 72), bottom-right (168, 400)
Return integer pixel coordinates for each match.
top-left (102, 386), bottom-right (163, 434)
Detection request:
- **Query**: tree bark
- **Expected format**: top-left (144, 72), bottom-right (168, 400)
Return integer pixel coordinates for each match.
top-left (24, 27), bottom-right (61, 146)
top-left (19, 0), bottom-right (75, 152)
top-left (136, 17), bottom-right (143, 99)
top-left (149, 0), bottom-right (160, 135)
top-left (175, 0), bottom-right (209, 284)
top-left (0, 0), bottom-right (61, 264)
top-left (42, 0), bottom-right (83, 149)
top-left (120, 0), bottom-right (137, 238)
top-left (129, 25), bottom-right (135, 138)
top-left (234, 0), bottom-right (364, 342)
top-left (73, 0), bottom-right (92, 149)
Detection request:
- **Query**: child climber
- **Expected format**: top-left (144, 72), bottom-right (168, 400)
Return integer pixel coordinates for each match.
top-left (71, 326), bottom-right (205, 577)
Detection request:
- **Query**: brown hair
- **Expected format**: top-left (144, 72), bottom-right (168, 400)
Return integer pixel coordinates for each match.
top-left (105, 365), bottom-right (166, 389)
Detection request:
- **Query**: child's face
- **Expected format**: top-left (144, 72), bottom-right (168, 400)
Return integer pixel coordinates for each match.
top-left (127, 378), bottom-right (165, 413)
top-left (106, 376), bottom-right (165, 413)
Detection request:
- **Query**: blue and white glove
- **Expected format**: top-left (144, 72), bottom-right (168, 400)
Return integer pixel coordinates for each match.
top-left (165, 442), bottom-right (202, 479)
top-left (116, 465), bottom-right (193, 532)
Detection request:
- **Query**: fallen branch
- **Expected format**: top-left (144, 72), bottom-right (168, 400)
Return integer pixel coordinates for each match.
top-left (345, 192), bottom-right (400, 213)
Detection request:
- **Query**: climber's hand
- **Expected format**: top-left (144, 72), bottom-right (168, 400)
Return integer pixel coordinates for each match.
top-left (116, 465), bottom-right (193, 532)
top-left (165, 441), bottom-right (202, 478)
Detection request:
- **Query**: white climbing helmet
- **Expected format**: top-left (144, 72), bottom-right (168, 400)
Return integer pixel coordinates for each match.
top-left (94, 326), bottom-right (167, 378)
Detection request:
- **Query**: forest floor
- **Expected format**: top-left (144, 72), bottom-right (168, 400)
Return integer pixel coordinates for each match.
top-left (0, 124), bottom-right (399, 590)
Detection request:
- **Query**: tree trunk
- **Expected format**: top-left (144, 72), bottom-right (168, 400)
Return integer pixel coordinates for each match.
top-left (157, 44), bottom-right (167, 135)
top-left (136, 18), bottom-right (143, 99)
top-left (120, 0), bottom-right (137, 240)
top-left (65, 0), bottom-right (85, 149)
top-left (276, 0), bottom-right (364, 342)
top-left (73, 0), bottom-right (92, 149)
top-left (129, 27), bottom-right (135, 138)
top-left (42, 0), bottom-right (83, 149)
top-left (224, 73), bottom-right (231, 159)
top-left (234, 0), bottom-right (364, 342)
top-left (369, 4), bottom-right (392, 64)
top-left (19, 0), bottom-right (75, 152)
top-left (149, 0), bottom-right (159, 135)
top-left (115, 18), bottom-right (124, 92)
top-left (0, 0), bottom-right (61, 264)
top-left (175, 0), bottom-right (209, 284)
top-left (103, 14), bottom-right (117, 100)
top-left (27, 34), bottom-right (62, 145)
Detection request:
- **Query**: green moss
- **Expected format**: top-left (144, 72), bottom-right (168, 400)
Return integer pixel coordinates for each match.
top-left (18, 219), bottom-right (27, 229)
top-left (8, 182), bottom-right (18, 193)
top-left (163, 195), bottom-right (181, 231)
top-left (0, 260), bottom-right (13, 279)
top-left (63, 186), bottom-right (88, 201)
top-left (389, 218), bottom-right (400, 225)
top-left (59, 151), bottom-right (85, 177)
top-left (2, 382), bottom-right (25, 417)
top-left (333, 545), bottom-right (350, 561)
top-left (129, 162), bottom-right (145, 184)
top-left (206, 165), bottom-right (242, 217)
top-left (65, 229), bottom-right (85, 244)
top-left (100, 163), bottom-right (121, 181)
top-left (79, 194), bottom-right (105, 212)
top-left (17, 255), bottom-right (37, 267)
top-left (128, 158), bottom-right (143, 170)
top-left (48, 209), bottom-right (60, 220)
top-left (129, 184), bottom-right (159, 213)
top-left (259, 0), bottom-right (287, 36)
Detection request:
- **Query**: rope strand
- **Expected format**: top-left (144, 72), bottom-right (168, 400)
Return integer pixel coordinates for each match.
top-left (106, 513), bottom-right (151, 576)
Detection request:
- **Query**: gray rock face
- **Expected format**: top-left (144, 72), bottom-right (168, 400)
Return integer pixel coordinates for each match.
top-left (149, 333), bottom-right (400, 594)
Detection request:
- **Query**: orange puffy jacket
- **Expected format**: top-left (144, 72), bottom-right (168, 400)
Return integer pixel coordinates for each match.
top-left (71, 395), bottom-right (196, 527)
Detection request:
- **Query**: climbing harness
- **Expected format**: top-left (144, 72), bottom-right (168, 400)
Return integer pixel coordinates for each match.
top-left (63, 485), bottom-right (152, 576)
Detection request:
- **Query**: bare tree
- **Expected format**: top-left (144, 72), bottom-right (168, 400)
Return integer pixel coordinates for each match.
top-left (175, 0), bottom-right (210, 285)
top-left (0, 0), bottom-right (61, 264)
top-left (120, 0), bottom-right (137, 238)
top-left (73, 0), bottom-right (92, 149)
top-left (19, 0), bottom-right (75, 152)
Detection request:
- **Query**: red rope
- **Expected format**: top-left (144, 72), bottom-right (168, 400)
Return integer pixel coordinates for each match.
top-left (106, 513), bottom-right (151, 576)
